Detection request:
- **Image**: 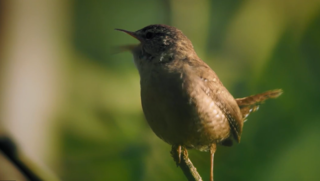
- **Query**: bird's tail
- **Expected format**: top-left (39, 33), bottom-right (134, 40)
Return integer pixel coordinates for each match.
top-left (235, 89), bottom-right (283, 121)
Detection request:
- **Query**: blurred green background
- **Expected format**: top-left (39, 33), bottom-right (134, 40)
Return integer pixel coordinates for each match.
top-left (0, 0), bottom-right (320, 181)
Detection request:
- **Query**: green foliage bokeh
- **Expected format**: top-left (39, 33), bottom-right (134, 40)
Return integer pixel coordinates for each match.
top-left (60, 0), bottom-right (320, 180)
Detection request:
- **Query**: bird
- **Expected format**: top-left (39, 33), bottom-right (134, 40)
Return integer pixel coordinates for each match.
top-left (116, 24), bottom-right (282, 181)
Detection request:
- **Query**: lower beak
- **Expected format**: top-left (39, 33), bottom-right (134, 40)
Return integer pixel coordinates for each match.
top-left (114, 44), bottom-right (138, 53)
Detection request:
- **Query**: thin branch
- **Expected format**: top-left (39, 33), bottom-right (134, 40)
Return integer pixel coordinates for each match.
top-left (0, 136), bottom-right (42, 180)
top-left (0, 135), bottom-right (60, 181)
top-left (171, 145), bottom-right (202, 181)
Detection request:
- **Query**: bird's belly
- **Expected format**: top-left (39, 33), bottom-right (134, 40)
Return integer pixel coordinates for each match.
top-left (140, 74), bottom-right (230, 151)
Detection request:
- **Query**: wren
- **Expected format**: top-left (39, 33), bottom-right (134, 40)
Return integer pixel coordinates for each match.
top-left (116, 24), bottom-right (282, 181)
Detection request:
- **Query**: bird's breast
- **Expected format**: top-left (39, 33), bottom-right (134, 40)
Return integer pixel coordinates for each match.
top-left (139, 65), bottom-right (231, 151)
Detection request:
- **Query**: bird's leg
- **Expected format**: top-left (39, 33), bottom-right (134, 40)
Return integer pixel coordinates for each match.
top-left (177, 145), bottom-right (182, 164)
top-left (210, 144), bottom-right (217, 181)
top-left (172, 146), bottom-right (203, 181)
top-left (171, 145), bottom-right (182, 166)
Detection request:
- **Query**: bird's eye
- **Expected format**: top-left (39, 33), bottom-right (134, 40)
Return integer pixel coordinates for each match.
top-left (145, 32), bottom-right (153, 39)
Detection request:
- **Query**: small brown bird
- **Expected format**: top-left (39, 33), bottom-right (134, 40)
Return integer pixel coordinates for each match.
top-left (116, 24), bottom-right (282, 181)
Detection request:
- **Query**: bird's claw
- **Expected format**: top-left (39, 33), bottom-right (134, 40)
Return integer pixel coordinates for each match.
top-left (171, 145), bottom-right (182, 167)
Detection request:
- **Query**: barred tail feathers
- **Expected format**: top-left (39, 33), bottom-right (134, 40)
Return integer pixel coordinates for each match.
top-left (235, 89), bottom-right (283, 121)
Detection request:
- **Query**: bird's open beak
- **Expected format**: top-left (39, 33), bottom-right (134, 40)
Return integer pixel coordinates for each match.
top-left (115, 29), bottom-right (142, 42)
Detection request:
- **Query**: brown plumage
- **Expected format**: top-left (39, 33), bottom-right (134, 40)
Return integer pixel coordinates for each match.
top-left (236, 89), bottom-right (283, 121)
top-left (116, 24), bottom-right (282, 181)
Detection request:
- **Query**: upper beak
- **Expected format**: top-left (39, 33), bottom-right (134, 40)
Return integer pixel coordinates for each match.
top-left (115, 29), bottom-right (142, 42)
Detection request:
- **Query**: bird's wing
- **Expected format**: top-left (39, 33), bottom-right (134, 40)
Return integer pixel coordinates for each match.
top-left (186, 61), bottom-right (243, 142)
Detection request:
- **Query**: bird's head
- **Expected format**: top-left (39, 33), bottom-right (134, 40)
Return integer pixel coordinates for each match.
top-left (116, 24), bottom-right (194, 60)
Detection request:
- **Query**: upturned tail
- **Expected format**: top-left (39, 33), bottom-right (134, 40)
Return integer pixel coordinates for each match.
top-left (235, 89), bottom-right (283, 121)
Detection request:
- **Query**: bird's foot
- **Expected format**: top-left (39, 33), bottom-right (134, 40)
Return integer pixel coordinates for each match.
top-left (171, 145), bottom-right (182, 167)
